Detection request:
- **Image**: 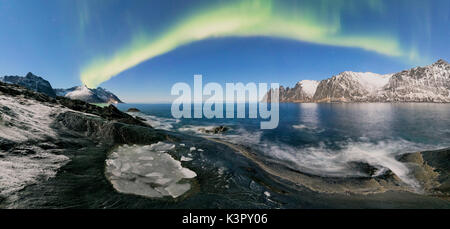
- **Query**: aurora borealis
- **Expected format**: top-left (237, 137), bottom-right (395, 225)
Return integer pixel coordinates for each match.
top-left (80, 0), bottom-right (407, 87)
top-left (0, 0), bottom-right (449, 102)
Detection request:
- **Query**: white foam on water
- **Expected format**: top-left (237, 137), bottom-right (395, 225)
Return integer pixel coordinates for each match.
top-left (177, 125), bottom-right (219, 135)
top-left (129, 114), bottom-right (442, 190)
top-left (105, 142), bottom-right (197, 198)
top-left (292, 124), bottom-right (308, 129)
top-left (129, 113), bottom-right (179, 130)
top-left (215, 127), bottom-right (432, 189)
top-left (265, 139), bottom-right (436, 189)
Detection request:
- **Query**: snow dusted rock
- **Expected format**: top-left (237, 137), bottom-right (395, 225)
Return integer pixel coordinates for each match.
top-left (313, 72), bottom-right (392, 102)
top-left (92, 87), bottom-right (123, 104)
top-left (264, 59), bottom-right (449, 103)
top-left (2, 72), bottom-right (56, 97)
top-left (64, 85), bottom-right (99, 102)
top-left (263, 80), bottom-right (319, 102)
top-left (55, 85), bottom-right (123, 104)
top-left (0, 81), bottom-right (149, 203)
top-left (380, 59), bottom-right (450, 102)
top-left (0, 89), bottom-right (70, 198)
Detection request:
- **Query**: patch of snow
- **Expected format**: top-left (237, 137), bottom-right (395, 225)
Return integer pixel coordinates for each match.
top-left (0, 150), bottom-right (69, 197)
top-left (298, 80), bottom-right (319, 97)
top-left (65, 85), bottom-right (94, 100)
top-left (341, 71), bottom-right (392, 93)
top-left (181, 156), bottom-right (193, 162)
top-left (0, 95), bottom-right (66, 142)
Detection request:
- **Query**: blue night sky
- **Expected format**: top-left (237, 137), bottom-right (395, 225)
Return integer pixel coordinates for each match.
top-left (0, 0), bottom-right (449, 103)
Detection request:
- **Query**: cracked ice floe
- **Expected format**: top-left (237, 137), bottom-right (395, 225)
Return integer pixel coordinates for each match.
top-left (105, 142), bottom-right (197, 198)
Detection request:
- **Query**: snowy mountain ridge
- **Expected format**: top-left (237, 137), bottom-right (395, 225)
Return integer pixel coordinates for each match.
top-left (0, 72), bottom-right (123, 104)
top-left (265, 59), bottom-right (450, 103)
top-left (55, 85), bottom-right (123, 104)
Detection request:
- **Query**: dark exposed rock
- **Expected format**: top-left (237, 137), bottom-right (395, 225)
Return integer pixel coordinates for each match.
top-left (54, 111), bottom-right (166, 145)
top-left (0, 138), bottom-right (16, 151)
top-left (10, 147), bottom-right (36, 155)
top-left (398, 148), bottom-right (450, 199)
top-left (347, 161), bottom-right (381, 177)
top-left (127, 108), bottom-right (141, 112)
top-left (134, 116), bottom-right (146, 122)
top-left (199, 126), bottom-right (230, 134)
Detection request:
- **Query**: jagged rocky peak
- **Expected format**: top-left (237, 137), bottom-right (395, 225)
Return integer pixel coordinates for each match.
top-left (263, 80), bottom-right (319, 102)
top-left (1, 72), bottom-right (56, 97)
top-left (433, 59), bottom-right (449, 67)
top-left (267, 59), bottom-right (449, 103)
top-left (381, 59), bottom-right (450, 102)
top-left (1, 71), bottom-right (124, 104)
top-left (93, 87), bottom-right (123, 104)
top-left (26, 72), bottom-right (39, 79)
top-left (313, 71), bottom-right (392, 102)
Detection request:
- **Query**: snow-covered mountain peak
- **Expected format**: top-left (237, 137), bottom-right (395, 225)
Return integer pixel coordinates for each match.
top-left (55, 85), bottom-right (123, 103)
top-left (66, 85), bottom-right (95, 98)
top-left (335, 71), bottom-right (392, 93)
top-left (297, 80), bottom-right (319, 97)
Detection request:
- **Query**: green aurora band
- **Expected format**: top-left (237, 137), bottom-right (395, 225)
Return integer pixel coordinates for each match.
top-left (80, 0), bottom-right (413, 88)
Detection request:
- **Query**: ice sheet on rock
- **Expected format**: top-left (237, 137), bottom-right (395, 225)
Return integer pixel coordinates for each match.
top-left (0, 95), bottom-right (66, 142)
top-left (0, 150), bottom-right (69, 197)
top-left (105, 142), bottom-right (197, 198)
